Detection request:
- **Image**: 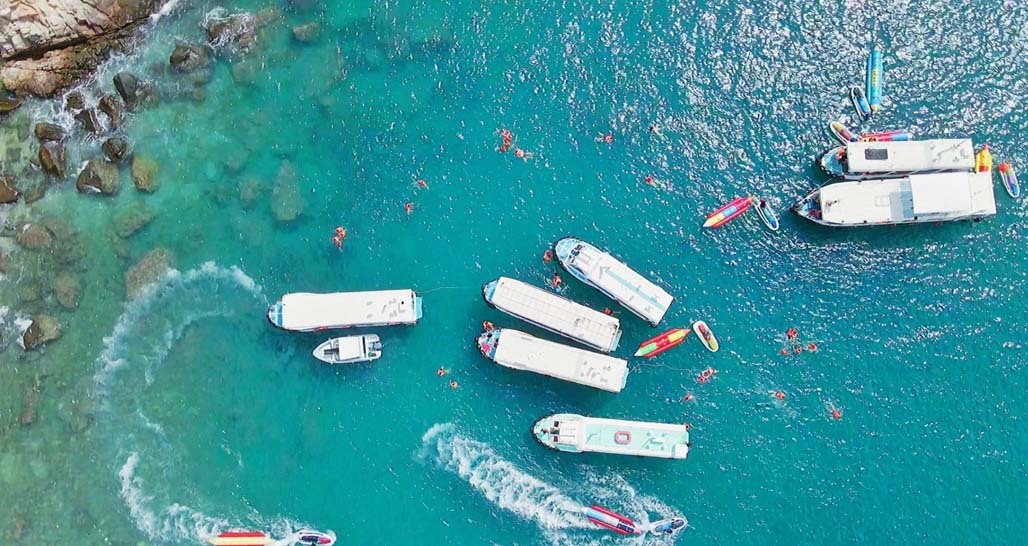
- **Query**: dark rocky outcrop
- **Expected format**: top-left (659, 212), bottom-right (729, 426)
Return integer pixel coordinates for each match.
top-left (64, 91), bottom-right (85, 112)
top-left (102, 136), bottom-right (132, 163)
top-left (169, 43), bottom-right (211, 72)
top-left (22, 315), bottom-right (61, 350)
top-left (76, 158), bottom-right (120, 195)
top-left (0, 174), bottom-right (20, 203)
top-left (39, 141), bottom-right (66, 179)
top-left (98, 94), bottom-right (125, 129)
top-left (34, 122), bottom-right (65, 142)
top-left (53, 273), bottom-right (83, 309)
top-left (74, 108), bottom-right (102, 135)
top-left (113, 72), bottom-right (158, 111)
top-left (0, 94), bottom-right (23, 114)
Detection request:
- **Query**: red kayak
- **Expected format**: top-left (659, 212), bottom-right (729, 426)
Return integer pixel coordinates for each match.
top-left (703, 197), bottom-right (755, 228)
top-left (634, 328), bottom-right (690, 358)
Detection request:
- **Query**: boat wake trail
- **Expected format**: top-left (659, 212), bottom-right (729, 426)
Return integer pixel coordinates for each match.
top-left (420, 424), bottom-right (682, 545)
top-left (94, 263), bottom-right (304, 544)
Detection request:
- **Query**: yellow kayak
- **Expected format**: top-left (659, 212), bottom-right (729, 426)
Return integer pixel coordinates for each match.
top-left (975, 144), bottom-right (993, 173)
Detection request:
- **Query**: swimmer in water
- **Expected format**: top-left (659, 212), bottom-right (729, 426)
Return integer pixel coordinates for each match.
top-left (644, 175), bottom-right (655, 185)
top-left (683, 393), bottom-right (693, 402)
top-left (774, 391), bottom-right (785, 400)
top-left (603, 307), bottom-right (613, 315)
top-left (436, 367), bottom-right (447, 377)
top-left (552, 273), bottom-right (563, 287)
top-left (404, 202), bottom-right (414, 215)
top-left (416, 179), bottom-right (428, 189)
top-left (794, 347), bottom-right (803, 354)
top-left (482, 320), bottom-right (495, 331)
top-left (331, 235), bottom-right (343, 250)
top-left (449, 380), bottom-right (459, 389)
top-left (542, 249), bottom-right (553, 263)
top-left (649, 124), bottom-right (664, 137)
top-left (596, 133), bottom-right (614, 143)
top-left (808, 343), bottom-right (818, 352)
top-left (830, 406), bottom-right (842, 420)
top-left (786, 327), bottom-right (798, 340)
top-left (514, 148), bottom-right (534, 161)
top-left (780, 348), bottom-right (789, 356)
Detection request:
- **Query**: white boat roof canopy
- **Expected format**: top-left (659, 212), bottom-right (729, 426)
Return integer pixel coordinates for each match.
top-left (909, 173), bottom-right (970, 215)
top-left (846, 139), bottom-right (974, 173)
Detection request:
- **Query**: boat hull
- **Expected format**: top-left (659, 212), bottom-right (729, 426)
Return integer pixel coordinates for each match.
top-left (585, 505), bottom-right (639, 535)
top-left (311, 335), bottom-right (382, 364)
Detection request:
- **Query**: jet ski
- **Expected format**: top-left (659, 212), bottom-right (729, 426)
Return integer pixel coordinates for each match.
top-left (649, 516), bottom-right (688, 536)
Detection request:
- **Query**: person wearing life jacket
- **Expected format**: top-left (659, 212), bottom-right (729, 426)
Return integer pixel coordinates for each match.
top-left (416, 179), bottom-right (428, 189)
top-left (774, 391), bottom-right (785, 400)
top-left (449, 380), bottom-right (459, 389)
top-left (404, 202), bottom-right (414, 215)
top-left (482, 321), bottom-right (495, 331)
top-left (436, 367), bottom-right (447, 377)
top-left (552, 273), bottom-right (563, 288)
top-left (786, 327), bottom-right (798, 340)
top-left (542, 250), bottom-right (553, 263)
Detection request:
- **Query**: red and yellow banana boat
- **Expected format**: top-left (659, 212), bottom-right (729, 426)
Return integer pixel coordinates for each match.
top-left (634, 328), bottom-right (690, 358)
top-left (703, 196), bottom-right (755, 228)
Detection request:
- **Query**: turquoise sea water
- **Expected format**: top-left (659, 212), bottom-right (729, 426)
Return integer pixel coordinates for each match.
top-left (1, 1), bottom-right (1027, 545)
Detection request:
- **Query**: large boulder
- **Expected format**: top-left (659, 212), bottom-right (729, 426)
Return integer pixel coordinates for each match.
top-left (0, 95), bottom-right (23, 114)
top-left (271, 160), bottom-right (306, 223)
top-left (16, 222), bottom-right (53, 249)
top-left (64, 91), bottom-right (86, 112)
top-left (169, 43), bottom-right (211, 72)
top-left (98, 94), bottom-right (125, 129)
top-left (0, 1), bottom-right (158, 97)
top-left (53, 273), bottom-right (83, 309)
top-left (291, 22), bottom-right (321, 43)
top-left (204, 8), bottom-right (279, 56)
top-left (112, 204), bottom-right (155, 238)
top-left (76, 158), bottom-right (120, 194)
top-left (0, 175), bottom-right (19, 203)
top-left (131, 154), bottom-right (159, 192)
top-left (39, 141), bottom-right (66, 179)
top-left (125, 248), bottom-right (172, 299)
top-left (22, 315), bottom-right (61, 350)
top-left (74, 108), bottom-right (102, 135)
top-left (102, 136), bottom-right (132, 163)
top-left (113, 72), bottom-right (157, 111)
top-left (34, 122), bottom-right (65, 142)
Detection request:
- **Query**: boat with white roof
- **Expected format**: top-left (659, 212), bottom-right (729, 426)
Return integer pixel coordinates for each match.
top-left (482, 277), bottom-right (621, 352)
top-left (819, 139), bottom-right (975, 180)
top-left (477, 328), bottom-right (628, 392)
top-left (793, 172), bottom-right (996, 227)
top-left (532, 413), bottom-right (690, 459)
top-left (267, 289), bottom-right (422, 332)
top-left (312, 334), bottom-right (382, 364)
top-left (553, 237), bottom-right (673, 326)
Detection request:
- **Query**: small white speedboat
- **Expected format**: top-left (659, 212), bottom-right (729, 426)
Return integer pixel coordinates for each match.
top-left (312, 335), bottom-right (382, 364)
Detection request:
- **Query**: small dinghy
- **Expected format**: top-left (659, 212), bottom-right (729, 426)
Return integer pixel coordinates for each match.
top-left (754, 199), bottom-right (780, 231)
top-left (649, 516), bottom-right (688, 536)
top-left (850, 87), bottom-right (872, 121)
top-left (312, 334), bottom-right (382, 364)
top-left (998, 162), bottom-right (1020, 198)
top-left (828, 121), bottom-right (860, 145)
top-left (703, 196), bottom-right (755, 228)
top-left (692, 320), bottom-right (719, 353)
top-left (295, 530), bottom-right (336, 546)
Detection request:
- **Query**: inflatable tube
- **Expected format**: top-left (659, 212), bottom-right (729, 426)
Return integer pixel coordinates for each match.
top-left (634, 328), bottom-right (690, 357)
top-left (975, 145), bottom-right (993, 173)
top-left (866, 44), bottom-right (884, 112)
top-left (860, 130), bottom-right (911, 142)
top-left (585, 505), bottom-right (639, 535)
top-left (208, 532), bottom-right (276, 546)
top-left (703, 197), bottom-right (755, 228)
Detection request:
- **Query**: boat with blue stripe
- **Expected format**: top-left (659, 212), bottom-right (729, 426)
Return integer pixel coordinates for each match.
top-left (553, 237), bottom-right (673, 326)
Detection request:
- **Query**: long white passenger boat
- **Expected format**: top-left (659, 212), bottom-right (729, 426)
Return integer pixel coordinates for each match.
top-left (477, 328), bottom-right (628, 392)
top-left (267, 289), bottom-right (422, 331)
top-left (819, 139), bottom-right (975, 180)
top-left (533, 413), bottom-right (690, 459)
top-left (793, 172), bottom-right (996, 227)
top-left (482, 277), bottom-right (621, 352)
top-left (553, 237), bottom-right (673, 326)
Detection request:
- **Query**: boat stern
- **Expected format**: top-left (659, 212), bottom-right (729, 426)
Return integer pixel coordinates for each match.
top-left (266, 301), bottom-right (284, 328)
top-left (818, 146), bottom-right (846, 178)
top-left (477, 328), bottom-right (501, 359)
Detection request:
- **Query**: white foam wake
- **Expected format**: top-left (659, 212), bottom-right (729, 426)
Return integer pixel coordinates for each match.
top-left (421, 423), bottom-right (589, 532)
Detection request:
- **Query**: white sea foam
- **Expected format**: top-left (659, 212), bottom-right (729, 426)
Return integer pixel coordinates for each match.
top-left (150, 0), bottom-right (184, 23)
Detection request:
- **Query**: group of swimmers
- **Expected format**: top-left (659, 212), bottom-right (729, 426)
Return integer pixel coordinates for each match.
top-left (497, 128), bottom-right (534, 160)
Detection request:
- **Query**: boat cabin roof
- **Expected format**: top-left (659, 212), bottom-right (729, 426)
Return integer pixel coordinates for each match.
top-left (489, 329), bottom-right (628, 392)
top-left (277, 289), bottom-right (419, 330)
top-left (819, 172), bottom-right (996, 225)
top-left (334, 337), bottom-right (365, 360)
top-left (846, 139), bottom-right (974, 174)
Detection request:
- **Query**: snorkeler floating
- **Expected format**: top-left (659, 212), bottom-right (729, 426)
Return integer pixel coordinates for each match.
top-left (331, 227), bottom-right (346, 250)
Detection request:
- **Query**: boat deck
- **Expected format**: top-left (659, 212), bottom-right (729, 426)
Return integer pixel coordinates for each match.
top-left (554, 238), bottom-right (673, 326)
top-left (478, 329), bottom-right (628, 392)
top-left (819, 172), bottom-right (996, 225)
top-left (483, 277), bottom-right (621, 352)
top-left (269, 289), bottom-right (421, 331)
top-left (846, 139), bottom-right (974, 174)
top-left (533, 414), bottom-right (690, 459)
